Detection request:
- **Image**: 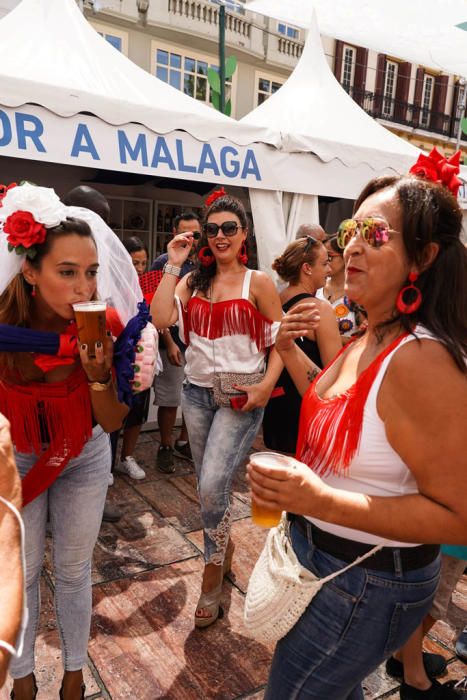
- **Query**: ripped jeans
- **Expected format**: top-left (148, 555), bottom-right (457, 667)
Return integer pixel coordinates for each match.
top-left (10, 426), bottom-right (110, 677)
top-left (182, 381), bottom-right (263, 565)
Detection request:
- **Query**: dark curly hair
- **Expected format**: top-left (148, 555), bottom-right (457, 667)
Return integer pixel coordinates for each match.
top-left (354, 175), bottom-right (467, 372)
top-left (188, 194), bottom-right (248, 294)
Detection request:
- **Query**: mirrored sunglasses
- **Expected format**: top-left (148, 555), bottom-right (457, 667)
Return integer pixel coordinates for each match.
top-left (337, 218), bottom-right (395, 249)
top-left (204, 221), bottom-right (242, 238)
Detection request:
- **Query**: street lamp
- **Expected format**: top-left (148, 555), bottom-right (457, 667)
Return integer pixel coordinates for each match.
top-left (136, 0), bottom-right (149, 25)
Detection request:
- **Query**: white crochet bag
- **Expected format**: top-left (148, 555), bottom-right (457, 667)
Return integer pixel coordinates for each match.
top-left (244, 515), bottom-right (381, 644)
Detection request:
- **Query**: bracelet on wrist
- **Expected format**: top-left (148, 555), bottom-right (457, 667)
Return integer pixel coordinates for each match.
top-left (163, 262), bottom-right (182, 277)
top-left (88, 375), bottom-right (113, 392)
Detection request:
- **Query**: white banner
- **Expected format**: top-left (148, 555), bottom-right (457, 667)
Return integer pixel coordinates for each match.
top-left (0, 103), bottom-right (410, 199)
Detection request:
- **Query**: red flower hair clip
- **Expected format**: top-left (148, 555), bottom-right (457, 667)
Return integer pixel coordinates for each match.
top-left (409, 147), bottom-right (462, 197)
top-left (205, 187), bottom-right (227, 207)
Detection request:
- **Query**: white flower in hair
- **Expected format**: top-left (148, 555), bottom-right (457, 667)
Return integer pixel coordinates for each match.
top-left (0, 182), bottom-right (66, 228)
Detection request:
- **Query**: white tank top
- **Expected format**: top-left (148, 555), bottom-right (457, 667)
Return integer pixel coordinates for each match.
top-left (308, 328), bottom-right (440, 547)
top-left (176, 269), bottom-right (279, 388)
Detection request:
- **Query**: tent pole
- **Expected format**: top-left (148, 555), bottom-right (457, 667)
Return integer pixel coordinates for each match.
top-left (456, 78), bottom-right (467, 152)
top-left (219, 3), bottom-right (226, 113)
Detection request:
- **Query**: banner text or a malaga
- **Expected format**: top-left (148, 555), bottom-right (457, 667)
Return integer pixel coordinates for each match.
top-left (0, 106), bottom-right (262, 184)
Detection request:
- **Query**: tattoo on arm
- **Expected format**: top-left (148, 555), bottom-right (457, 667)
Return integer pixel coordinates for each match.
top-left (306, 368), bottom-right (319, 383)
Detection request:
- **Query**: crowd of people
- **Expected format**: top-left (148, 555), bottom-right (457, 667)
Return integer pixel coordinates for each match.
top-left (0, 148), bottom-right (466, 700)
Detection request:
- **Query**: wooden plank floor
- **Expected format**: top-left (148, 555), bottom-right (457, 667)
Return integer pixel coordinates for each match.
top-left (2, 430), bottom-right (466, 699)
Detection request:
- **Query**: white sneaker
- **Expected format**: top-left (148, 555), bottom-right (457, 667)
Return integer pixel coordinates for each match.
top-left (108, 472), bottom-right (114, 486)
top-left (115, 456), bottom-right (146, 480)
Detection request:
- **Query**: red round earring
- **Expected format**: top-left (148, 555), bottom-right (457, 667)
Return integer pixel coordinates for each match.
top-left (31, 284), bottom-right (36, 297)
top-left (396, 272), bottom-right (422, 314)
top-left (198, 246), bottom-right (215, 267)
top-left (238, 242), bottom-right (248, 265)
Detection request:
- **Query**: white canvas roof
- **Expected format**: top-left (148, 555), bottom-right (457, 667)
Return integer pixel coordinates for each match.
top-left (246, 0), bottom-right (467, 79)
top-left (241, 11), bottom-right (420, 172)
top-left (0, 0), bottom-right (276, 147)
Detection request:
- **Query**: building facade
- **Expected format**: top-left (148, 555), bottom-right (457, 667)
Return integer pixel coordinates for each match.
top-left (75, 0), bottom-right (467, 160)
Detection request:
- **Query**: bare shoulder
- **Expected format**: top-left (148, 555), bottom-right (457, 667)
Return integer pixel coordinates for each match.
top-left (382, 335), bottom-right (466, 411)
top-left (250, 269), bottom-right (277, 294)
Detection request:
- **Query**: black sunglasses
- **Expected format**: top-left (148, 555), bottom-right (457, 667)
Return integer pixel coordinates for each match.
top-left (303, 235), bottom-right (320, 254)
top-left (204, 221), bottom-right (242, 238)
top-left (192, 231), bottom-right (201, 240)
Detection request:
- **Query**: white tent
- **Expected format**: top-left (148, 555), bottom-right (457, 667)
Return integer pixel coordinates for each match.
top-left (246, 0), bottom-right (467, 79)
top-left (241, 12), bottom-right (421, 273)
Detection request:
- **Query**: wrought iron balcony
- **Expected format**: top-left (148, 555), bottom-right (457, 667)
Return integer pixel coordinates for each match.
top-left (344, 86), bottom-right (465, 141)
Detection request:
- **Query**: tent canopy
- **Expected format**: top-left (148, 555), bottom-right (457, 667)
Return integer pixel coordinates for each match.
top-left (241, 11), bottom-right (420, 172)
top-left (246, 0), bottom-right (467, 79)
top-left (0, 0), bottom-right (276, 147)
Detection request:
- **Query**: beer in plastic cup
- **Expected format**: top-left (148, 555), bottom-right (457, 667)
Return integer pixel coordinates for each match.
top-left (72, 301), bottom-right (107, 358)
top-left (250, 451), bottom-right (294, 528)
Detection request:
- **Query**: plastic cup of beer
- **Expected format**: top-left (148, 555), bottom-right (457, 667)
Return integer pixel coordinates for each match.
top-left (250, 451), bottom-right (295, 528)
top-left (72, 301), bottom-right (107, 358)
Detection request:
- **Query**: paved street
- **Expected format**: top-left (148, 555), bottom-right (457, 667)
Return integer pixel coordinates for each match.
top-left (2, 430), bottom-right (466, 699)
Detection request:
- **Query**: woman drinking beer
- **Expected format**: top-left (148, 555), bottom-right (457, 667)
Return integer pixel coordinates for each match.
top-left (0, 183), bottom-right (140, 700)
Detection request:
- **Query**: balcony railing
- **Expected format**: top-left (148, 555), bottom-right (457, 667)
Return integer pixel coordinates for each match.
top-left (278, 36), bottom-right (303, 59)
top-left (344, 86), bottom-right (466, 141)
top-left (167, 0), bottom-right (251, 37)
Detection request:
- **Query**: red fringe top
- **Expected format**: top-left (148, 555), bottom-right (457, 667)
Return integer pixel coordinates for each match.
top-left (185, 297), bottom-right (274, 351)
top-left (296, 333), bottom-right (408, 477)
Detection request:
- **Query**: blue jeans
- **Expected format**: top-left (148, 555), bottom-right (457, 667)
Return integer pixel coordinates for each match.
top-left (265, 521), bottom-right (441, 700)
top-left (10, 426), bottom-right (110, 677)
top-left (182, 381), bottom-right (263, 565)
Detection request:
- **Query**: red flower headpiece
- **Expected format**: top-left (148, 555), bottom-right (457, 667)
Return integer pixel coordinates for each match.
top-left (205, 187), bottom-right (227, 207)
top-left (409, 147), bottom-right (462, 198)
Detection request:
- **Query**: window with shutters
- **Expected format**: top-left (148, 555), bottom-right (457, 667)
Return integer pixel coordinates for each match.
top-left (420, 74), bottom-right (435, 128)
top-left (341, 46), bottom-right (356, 92)
top-left (382, 61), bottom-right (398, 117)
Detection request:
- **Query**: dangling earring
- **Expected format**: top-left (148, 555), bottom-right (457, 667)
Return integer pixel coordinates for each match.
top-left (198, 246), bottom-right (215, 267)
top-left (238, 242), bottom-right (248, 265)
top-left (396, 272), bottom-right (422, 314)
top-left (31, 284), bottom-right (36, 297)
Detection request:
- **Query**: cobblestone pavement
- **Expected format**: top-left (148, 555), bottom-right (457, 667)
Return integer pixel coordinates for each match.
top-left (3, 430), bottom-right (466, 699)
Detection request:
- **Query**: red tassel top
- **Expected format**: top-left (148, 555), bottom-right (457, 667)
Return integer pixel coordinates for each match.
top-left (296, 333), bottom-right (409, 476)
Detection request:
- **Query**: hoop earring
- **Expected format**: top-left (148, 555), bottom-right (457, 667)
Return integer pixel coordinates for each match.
top-left (198, 246), bottom-right (215, 267)
top-left (396, 272), bottom-right (422, 314)
top-left (238, 242), bottom-right (248, 265)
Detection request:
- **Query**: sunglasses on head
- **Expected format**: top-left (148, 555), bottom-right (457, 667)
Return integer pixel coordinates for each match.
top-left (303, 235), bottom-right (320, 254)
top-left (337, 217), bottom-right (397, 249)
top-left (204, 221), bottom-right (242, 238)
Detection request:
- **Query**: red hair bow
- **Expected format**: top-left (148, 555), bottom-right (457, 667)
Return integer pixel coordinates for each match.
top-left (409, 147), bottom-right (462, 197)
top-left (205, 187), bottom-right (226, 207)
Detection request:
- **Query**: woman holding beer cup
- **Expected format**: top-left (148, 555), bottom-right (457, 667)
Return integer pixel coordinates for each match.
top-left (248, 163), bottom-right (467, 699)
top-left (152, 190), bottom-right (286, 628)
top-left (0, 183), bottom-right (140, 700)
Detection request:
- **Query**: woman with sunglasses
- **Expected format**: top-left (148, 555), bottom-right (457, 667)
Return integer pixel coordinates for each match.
top-left (316, 235), bottom-right (364, 344)
top-left (262, 236), bottom-right (341, 455)
top-left (248, 171), bottom-right (467, 699)
top-left (152, 191), bottom-right (285, 628)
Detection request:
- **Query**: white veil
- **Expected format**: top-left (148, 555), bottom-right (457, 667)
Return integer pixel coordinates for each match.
top-left (0, 185), bottom-right (143, 326)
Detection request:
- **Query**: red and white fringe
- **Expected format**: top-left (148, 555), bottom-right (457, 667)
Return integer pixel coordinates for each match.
top-left (187, 297), bottom-right (273, 350)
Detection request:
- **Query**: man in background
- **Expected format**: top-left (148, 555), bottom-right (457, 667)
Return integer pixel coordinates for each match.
top-left (150, 211), bottom-right (201, 474)
top-left (296, 222), bottom-right (327, 241)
